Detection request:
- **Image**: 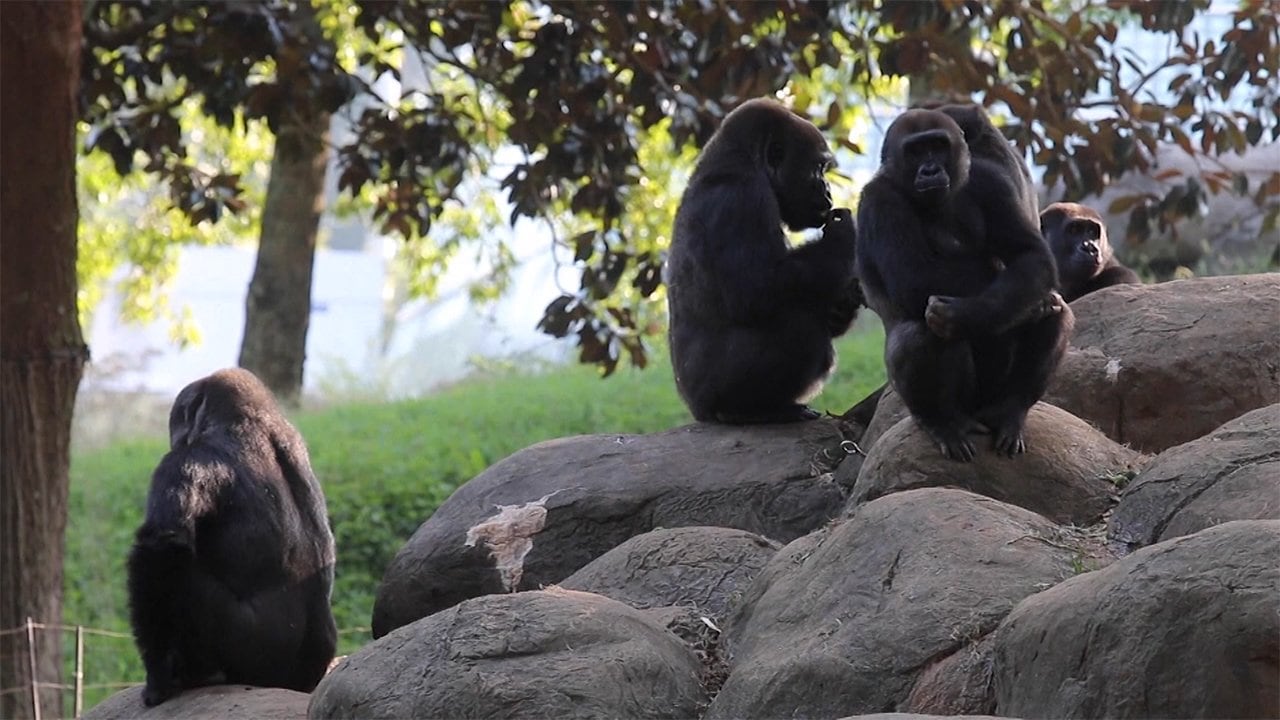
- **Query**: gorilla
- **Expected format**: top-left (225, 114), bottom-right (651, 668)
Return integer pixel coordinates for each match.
top-left (1040, 201), bottom-right (1141, 302)
top-left (666, 98), bottom-right (861, 424)
top-left (855, 109), bottom-right (1073, 461)
top-left (842, 102), bottom-right (1038, 427)
top-left (127, 368), bottom-right (337, 706)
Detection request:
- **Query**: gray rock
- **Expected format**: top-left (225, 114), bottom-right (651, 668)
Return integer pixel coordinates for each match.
top-left (84, 685), bottom-right (308, 720)
top-left (706, 488), bottom-right (1098, 718)
top-left (1045, 273), bottom-right (1280, 453)
top-left (560, 526), bottom-right (780, 618)
top-left (1110, 403), bottom-right (1280, 549)
top-left (841, 715), bottom-right (1010, 720)
top-left (857, 385), bottom-right (908, 455)
top-left (992, 520), bottom-right (1280, 719)
top-left (848, 402), bottom-right (1140, 526)
top-left (902, 635), bottom-right (997, 716)
top-left (372, 420), bottom-right (851, 637)
top-left (310, 589), bottom-right (707, 719)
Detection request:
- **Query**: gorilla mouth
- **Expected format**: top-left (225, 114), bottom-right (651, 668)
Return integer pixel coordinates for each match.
top-left (915, 176), bottom-right (949, 193)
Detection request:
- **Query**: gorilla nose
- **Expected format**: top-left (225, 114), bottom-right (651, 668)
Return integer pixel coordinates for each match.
top-left (1081, 241), bottom-right (1100, 258)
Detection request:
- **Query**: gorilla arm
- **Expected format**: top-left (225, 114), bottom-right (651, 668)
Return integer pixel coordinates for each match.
top-left (924, 168), bottom-right (1059, 340)
top-left (128, 450), bottom-right (235, 705)
top-left (689, 180), bottom-right (855, 323)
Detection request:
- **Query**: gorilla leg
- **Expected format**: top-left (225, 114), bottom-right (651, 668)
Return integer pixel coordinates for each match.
top-left (710, 322), bottom-right (834, 424)
top-left (128, 533), bottom-right (222, 706)
top-left (975, 302), bottom-right (1075, 455)
top-left (887, 320), bottom-right (984, 461)
top-left (189, 572), bottom-right (317, 691)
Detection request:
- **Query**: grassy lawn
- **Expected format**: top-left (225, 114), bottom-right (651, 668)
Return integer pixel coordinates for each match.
top-left (63, 324), bottom-right (885, 709)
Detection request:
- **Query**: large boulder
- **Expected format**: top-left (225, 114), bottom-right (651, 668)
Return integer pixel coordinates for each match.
top-left (992, 520), bottom-right (1280, 719)
top-left (560, 526), bottom-right (780, 619)
top-left (84, 685), bottom-right (308, 720)
top-left (843, 715), bottom-right (1008, 720)
top-left (706, 488), bottom-right (1103, 719)
top-left (372, 420), bottom-right (851, 636)
top-left (310, 589), bottom-right (708, 719)
top-left (1045, 273), bottom-right (1280, 453)
top-left (845, 402), bottom-right (1141, 525)
top-left (1110, 404), bottom-right (1280, 549)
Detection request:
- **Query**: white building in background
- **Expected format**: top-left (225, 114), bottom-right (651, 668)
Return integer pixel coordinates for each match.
top-left (81, 223), bottom-right (575, 400)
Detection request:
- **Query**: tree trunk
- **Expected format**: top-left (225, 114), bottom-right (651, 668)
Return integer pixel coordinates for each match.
top-left (0, 2), bottom-right (86, 719)
top-left (237, 106), bottom-right (331, 407)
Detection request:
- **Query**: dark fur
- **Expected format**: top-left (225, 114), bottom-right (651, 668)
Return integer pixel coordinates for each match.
top-left (127, 368), bottom-right (337, 706)
top-left (1041, 201), bottom-right (1140, 302)
top-left (666, 98), bottom-right (861, 424)
top-left (844, 103), bottom-right (1040, 425)
top-left (923, 102), bottom-right (1040, 224)
top-left (855, 109), bottom-right (1073, 461)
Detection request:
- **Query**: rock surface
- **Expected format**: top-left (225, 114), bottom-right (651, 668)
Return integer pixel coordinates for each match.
top-left (1045, 273), bottom-right (1280, 453)
top-left (560, 526), bottom-right (780, 619)
top-left (83, 685), bottom-right (308, 720)
top-left (372, 420), bottom-right (851, 636)
top-left (1110, 403), bottom-right (1280, 549)
top-left (311, 588), bottom-right (707, 719)
top-left (992, 520), bottom-right (1280, 719)
top-left (846, 402), bottom-right (1141, 525)
top-left (857, 385), bottom-right (909, 454)
top-left (706, 488), bottom-right (1099, 718)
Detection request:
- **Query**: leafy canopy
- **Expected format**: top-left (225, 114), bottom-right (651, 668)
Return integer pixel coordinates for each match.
top-left (81, 0), bottom-right (1279, 372)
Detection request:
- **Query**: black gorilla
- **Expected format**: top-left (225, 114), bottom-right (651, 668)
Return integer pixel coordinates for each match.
top-left (856, 109), bottom-right (1073, 461)
top-left (127, 368), bottom-right (337, 706)
top-left (842, 102), bottom-right (1037, 427)
top-left (666, 98), bottom-right (861, 424)
top-left (1041, 201), bottom-right (1141, 302)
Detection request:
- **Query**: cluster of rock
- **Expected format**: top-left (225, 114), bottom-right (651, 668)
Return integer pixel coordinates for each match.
top-left (90, 273), bottom-right (1280, 719)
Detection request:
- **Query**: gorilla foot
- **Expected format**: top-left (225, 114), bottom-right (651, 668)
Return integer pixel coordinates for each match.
top-left (976, 406), bottom-right (1029, 457)
top-left (142, 681), bottom-right (178, 707)
top-left (715, 404), bottom-right (821, 425)
top-left (920, 417), bottom-right (984, 462)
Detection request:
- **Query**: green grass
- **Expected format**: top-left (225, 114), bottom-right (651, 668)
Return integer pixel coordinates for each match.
top-left (63, 325), bottom-right (885, 709)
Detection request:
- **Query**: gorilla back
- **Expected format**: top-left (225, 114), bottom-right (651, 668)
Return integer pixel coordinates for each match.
top-left (666, 98), bottom-right (861, 424)
top-left (127, 368), bottom-right (336, 706)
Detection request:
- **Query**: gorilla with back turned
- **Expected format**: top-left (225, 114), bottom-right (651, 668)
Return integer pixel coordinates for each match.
top-left (127, 368), bottom-right (336, 706)
top-left (666, 98), bottom-right (861, 424)
top-left (856, 108), bottom-right (1072, 461)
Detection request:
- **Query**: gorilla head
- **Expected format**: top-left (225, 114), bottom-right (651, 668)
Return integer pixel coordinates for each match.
top-left (1040, 201), bottom-right (1140, 302)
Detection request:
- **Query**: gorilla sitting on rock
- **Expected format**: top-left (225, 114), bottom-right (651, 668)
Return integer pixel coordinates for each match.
top-left (127, 368), bottom-right (337, 706)
top-left (666, 98), bottom-right (862, 424)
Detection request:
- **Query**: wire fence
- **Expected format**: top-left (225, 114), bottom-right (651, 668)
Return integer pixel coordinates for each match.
top-left (0, 619), bottom-right (371, 719)
top-left (0, 618), bottom-right (134, 720)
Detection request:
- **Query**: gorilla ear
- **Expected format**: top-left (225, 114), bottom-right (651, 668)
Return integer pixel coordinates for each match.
top-left (765, 136), bottom-right (785, 170)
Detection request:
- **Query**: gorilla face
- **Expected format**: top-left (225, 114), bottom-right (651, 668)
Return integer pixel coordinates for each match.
top-left (1042, 203), bottom-right (1110, 281)
top-left (882, 110), bottom-right (971, 210)
top-left (768, 123), bottom-right (835, 231)
top-left (1061, 216), bottom-right (1106, 276)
